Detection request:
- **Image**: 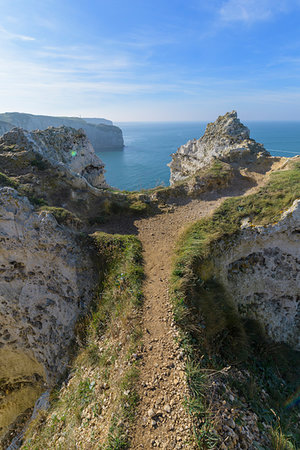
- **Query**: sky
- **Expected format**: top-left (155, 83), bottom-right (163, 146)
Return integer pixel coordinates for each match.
top-left (1, 0), bottom-right (300, 121)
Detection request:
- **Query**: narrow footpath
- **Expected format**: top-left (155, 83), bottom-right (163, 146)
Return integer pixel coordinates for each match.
top-left (131, 196), bottom-right (224, 449)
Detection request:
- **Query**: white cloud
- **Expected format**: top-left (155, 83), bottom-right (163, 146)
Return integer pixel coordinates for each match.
top-left (0, 25), bottom-right (34, 41)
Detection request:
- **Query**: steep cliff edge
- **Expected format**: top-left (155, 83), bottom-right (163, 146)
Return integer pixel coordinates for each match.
top-left (169, 111), bottom-right (271, 185)
top-left (0, 126), bottom-right (114, 223)
top-left (0, 188), bottom-right (98, 442)
top-left (0, 112), bottom-right (124, 150)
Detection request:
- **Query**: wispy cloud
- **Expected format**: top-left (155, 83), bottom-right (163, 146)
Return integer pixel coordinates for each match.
top-left (0, 25), bottom-right (35, 41)
top-left (219, 0), bottom-right (293, 24)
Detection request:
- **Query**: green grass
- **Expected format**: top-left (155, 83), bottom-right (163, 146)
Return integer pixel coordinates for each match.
top-left (22, 232), bottom-right (144, 449)
top-left (171, 161), bottom-right (300, 448)
top-left (0, 171), bottom-right (19, 189)
top-left (38, 206), bottom-right (82, 228)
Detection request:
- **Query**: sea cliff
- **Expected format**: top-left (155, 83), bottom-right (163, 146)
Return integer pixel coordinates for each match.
top-left (0, 112), bottom-right (124, 150)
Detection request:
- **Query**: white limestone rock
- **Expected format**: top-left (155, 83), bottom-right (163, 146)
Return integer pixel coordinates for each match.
top-left (212, 199), bottom-right (300, 350)
top-left (169, 111), bottom-right (270, 184)
top-left (0, 187), bottom-right (97, 383)
top-left (0, 188), bottom-right (99, 437)
top-left (1, 126), bottom-right (107, 188)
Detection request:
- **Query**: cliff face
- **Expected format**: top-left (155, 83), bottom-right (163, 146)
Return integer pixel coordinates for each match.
top-left (213, 199), bottom-right (300, 350)
top-left (1, 126), bottom-right (107, 189)
top-left (0, 112), bottom-right (124, 150)
top-left (169, 111), bottom-right (270, 184)
top-left (0, 188), bottom-right (97, 438)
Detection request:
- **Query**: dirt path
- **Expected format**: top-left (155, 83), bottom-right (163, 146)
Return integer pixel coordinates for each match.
top-left (130, 197), bottom-right (225, 449)
top-left (129, 162), bottom-right (286, 449)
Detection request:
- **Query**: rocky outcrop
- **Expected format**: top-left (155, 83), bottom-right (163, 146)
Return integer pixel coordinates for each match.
top-left (2, 126), bottom-right (107, 189)
top-left (0, 126), bottom-right (145, 224)
top-left (169, 111), bottom-right (270, 184)
top-left (0, 125), bottom-right (107, 187)
top-left (212, 200), bottom-right (300, 350)
top-left (0, 112), bottom-right (124, 150)
top-left (0, 188), bottom-right (98, 439)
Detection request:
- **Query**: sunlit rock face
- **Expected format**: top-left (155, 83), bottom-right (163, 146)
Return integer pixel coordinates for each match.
top-left (169, 111), bottom-right (270, 184)
top-left (0, 112), bottom-right (124, 150)
top-left (212, 200), bottom-right (300, 350)
top-left (0, 188), bottom-right (97, 437)
top-left (0, 126), bottom-right (107, 189)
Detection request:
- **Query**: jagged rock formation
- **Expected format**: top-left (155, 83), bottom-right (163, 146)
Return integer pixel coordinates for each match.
top-left (169, 111), bottom-right (270, 184)
top-left (212, 200), bottom-right (300, 350)
top-left (0, 126), bottom-right (148, 225)
top-left (1, 126), bottom-right (107, 189)
top-left (0, 188), bottom-right (97, 439)
top-left (0, 126), bottom-right (114, 221)
top-left (0, 112), bottom-right (124, 150)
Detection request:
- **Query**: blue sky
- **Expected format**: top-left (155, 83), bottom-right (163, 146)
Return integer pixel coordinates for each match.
top-left (1, 0), bottom-right (300, 121)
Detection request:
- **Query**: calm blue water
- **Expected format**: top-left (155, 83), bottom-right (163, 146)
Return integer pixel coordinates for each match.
top-left (96, 121), bottom-right (300, 191)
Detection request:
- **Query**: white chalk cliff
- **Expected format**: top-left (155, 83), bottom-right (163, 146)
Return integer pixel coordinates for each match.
top-left (0, 112), bottom-right (124, 150)
top-left (0, 188), bottom-right (97, 438)
top-left (0, 126), bottom-right (107, 189)
top-left (212, 200), bottom-right (300, 350)
top-left (169, 111), bottom-right (270, 184)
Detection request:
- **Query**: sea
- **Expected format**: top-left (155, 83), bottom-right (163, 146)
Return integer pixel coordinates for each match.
top-left (96, 121), bottom-right (300, 191)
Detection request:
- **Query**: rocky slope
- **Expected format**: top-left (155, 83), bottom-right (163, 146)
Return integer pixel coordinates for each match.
top-left (0, 112), bottom-right (124, 150)
top-left (169, 111), bottom-right (270, 184)
top-left (1, 126), bottom-right (107, 188)
top-left (0, 188), bottom-right (98, 442)
top-left (0, 126), bottom-right (120, 224)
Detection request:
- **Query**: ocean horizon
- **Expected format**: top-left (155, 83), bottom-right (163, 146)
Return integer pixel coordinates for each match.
top-left (96, 121), bottom-right (300, 191)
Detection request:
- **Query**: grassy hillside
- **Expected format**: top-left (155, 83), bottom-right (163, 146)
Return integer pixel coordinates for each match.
top-left (171, 160), bottom-right (300, 449)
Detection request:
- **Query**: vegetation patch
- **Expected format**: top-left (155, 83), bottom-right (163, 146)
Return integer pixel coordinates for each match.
top-left (0, 171), bottom-right (19, 189)
top-left (22, 232), bottom-right (144, 449)
top-left (171, 160), bottom-right (300, 448)
top-left (38, 206), bottom-right (83, 229)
